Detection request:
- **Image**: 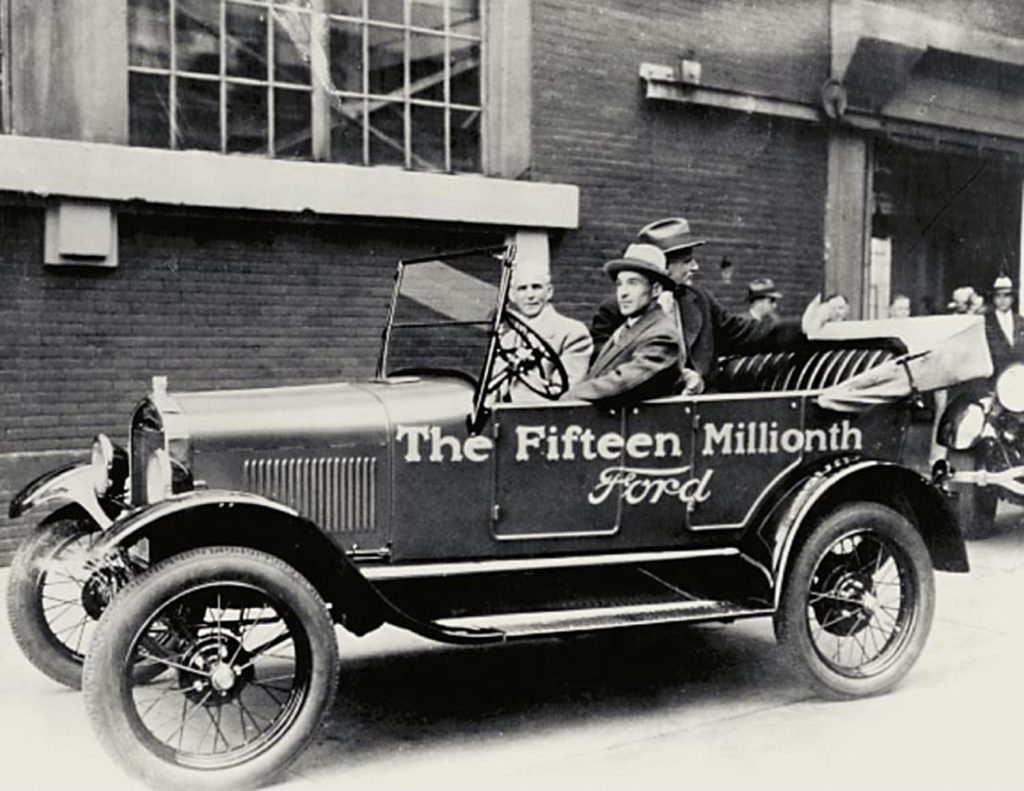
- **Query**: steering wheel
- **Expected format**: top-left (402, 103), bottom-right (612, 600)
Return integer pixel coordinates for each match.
top-left (488, 312), bottom-right (570, 400)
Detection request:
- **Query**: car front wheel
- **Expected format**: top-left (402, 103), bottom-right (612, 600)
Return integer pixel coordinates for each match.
top-left (774, 502), bottom-right (934, 699)
top-left (83, 546), bottom-right (340, 791)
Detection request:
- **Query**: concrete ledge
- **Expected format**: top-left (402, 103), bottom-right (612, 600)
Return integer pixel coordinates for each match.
top-left (0, 134), bottom-right (580, 230)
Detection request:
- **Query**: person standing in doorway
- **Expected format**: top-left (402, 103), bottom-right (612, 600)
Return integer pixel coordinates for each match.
top-left (984, 275), bottom-right (1024, 379)
top-left (747, 277), bottom-right (782, 323)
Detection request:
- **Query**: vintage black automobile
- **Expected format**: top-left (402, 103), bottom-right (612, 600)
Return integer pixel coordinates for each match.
top-left (936, 361), bottom-right (1024, 539)
top-left (7, 245), bottom-right (980, 790)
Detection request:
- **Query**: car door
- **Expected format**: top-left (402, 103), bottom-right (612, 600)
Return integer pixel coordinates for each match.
top-left (491, 398), bottom-right (698, 550)
top-left (689, 392), bottom-right (805, 530)
top-left (492, 402), bottom-right (625, 543)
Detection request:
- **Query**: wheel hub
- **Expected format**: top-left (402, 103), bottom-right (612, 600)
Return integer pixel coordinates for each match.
top-left (178, 633), bottom-right (253, 703)
top-left (814, 566), bottom-right (875, 637)
top-left (81, 566), bottom-right (131, 620)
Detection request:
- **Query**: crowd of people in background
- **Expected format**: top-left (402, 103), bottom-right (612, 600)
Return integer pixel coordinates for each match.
top-left (501, 212), bottom-right (1024, 406)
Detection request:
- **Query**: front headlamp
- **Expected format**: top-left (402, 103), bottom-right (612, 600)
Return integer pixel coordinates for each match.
top-left (996, 365), bottom-right (1024, 413)
top-left (145, 447), bottom-right (171, 504)
top-left (948, 403), bottom-right (987, 450)
top-left (90, 434), bottom-right (115, 496)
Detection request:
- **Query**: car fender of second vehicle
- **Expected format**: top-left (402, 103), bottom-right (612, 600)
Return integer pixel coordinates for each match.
top-left (88, 488), bottom-right (505, 643)
top-left (753, 457), bottom-right (967, 608)
top-left (8, 463), bottom-right (113, 529)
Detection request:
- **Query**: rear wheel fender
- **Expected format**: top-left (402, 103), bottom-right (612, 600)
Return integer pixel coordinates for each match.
top-left (769, 460), bottom-right (965, 608)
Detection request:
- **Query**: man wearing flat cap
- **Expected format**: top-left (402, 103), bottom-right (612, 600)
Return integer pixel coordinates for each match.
top-left (747, 277), bottom-right (782, 323)
top-left (985, 274), bottom-right (1024, 378)
top-left (566, 244), bottom-right (682, 403)
top-left (590, 217), bottom-right (829, 393)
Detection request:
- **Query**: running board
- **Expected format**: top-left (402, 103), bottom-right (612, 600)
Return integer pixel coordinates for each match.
top-left (433, 599), bottom-right (773, 639)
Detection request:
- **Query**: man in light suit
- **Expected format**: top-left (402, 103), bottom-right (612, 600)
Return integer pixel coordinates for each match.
top-left (497, 257), bottom-right (593, 402)
top-left (985, 274), bottom-right (1024, 379)
top-left (566, 244), bottom-right (681, 403)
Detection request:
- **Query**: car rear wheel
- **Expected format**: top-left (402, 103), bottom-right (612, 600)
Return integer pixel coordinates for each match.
top-left (774, 503), bottom-right (934, 699)
top-left (83, 546), bottom-right (339, 791)
top-left (7, 515), bottom-right (102, 689)
top-left (947, 450), bottom-right (998, 540)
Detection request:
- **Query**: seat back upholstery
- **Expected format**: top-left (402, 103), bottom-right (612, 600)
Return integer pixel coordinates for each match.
top-left (714, 343), bottom-right (902, 393)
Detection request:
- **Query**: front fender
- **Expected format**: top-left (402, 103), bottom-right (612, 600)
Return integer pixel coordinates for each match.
top-left (90, 489), bottom-right (300, 557)
top-left (767, 459), bottom-right (967, 608)
top-left (90, 490), bottom-right (499, 643)
top-left (9, 463), bottom-right (112, 529)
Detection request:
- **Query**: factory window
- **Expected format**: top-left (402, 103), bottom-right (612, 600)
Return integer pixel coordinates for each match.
top-left (127, 0), bottom-right (483, 172)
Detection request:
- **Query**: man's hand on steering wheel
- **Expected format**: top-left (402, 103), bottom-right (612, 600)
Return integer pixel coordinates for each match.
top-left (489, 312), bottom-right (569, 400)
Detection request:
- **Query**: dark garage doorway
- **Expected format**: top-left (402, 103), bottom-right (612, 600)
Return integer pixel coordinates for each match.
top-left (870, 139), bottom-right (1022, 317)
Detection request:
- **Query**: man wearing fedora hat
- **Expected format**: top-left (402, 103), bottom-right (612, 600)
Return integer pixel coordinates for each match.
top-left (565, 243), bottom-right (683, 402)
top-left (747, 277), bottom-right (782, 322)
top-left (985, 274), bottom-right (1024, 378)
top-left (590, 217), bottom-right (827, 391)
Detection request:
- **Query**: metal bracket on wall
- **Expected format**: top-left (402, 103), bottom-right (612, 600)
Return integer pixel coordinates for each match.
top-left (639, 62), bottom-right (820, 124)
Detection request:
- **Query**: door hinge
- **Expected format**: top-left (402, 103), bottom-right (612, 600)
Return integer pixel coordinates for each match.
top-left (492, 504), bottom-right (501, 522)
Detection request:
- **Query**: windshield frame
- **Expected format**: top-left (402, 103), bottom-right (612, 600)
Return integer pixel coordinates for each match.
top-left (376, 243), bottom-right (515, 428)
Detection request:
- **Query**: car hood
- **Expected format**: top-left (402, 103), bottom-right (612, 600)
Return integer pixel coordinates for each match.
top-left (168, 376), bottom-right (476, 452)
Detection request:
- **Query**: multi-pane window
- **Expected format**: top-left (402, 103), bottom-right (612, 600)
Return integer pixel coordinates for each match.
top-left (128, 0), bottom-right (482, 172)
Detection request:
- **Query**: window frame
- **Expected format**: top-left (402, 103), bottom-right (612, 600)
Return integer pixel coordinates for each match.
top-left (0, 0), bottom-right (10, 134)
top-left (126, 0), bottom-right (486, 173)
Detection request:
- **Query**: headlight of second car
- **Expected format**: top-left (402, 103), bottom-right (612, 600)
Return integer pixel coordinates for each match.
top-left (948, 402), bottom-right (988, 450)
top-left (996, 364), bottom-right (1024, 413)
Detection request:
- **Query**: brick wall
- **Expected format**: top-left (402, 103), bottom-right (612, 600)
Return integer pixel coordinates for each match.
top-left (0, 202), bottom-right (499, 561)
top-left (531, 0), bottom-right (829, 322)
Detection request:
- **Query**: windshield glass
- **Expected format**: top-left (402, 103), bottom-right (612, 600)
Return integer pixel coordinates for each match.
top-left (379, 245), bottom-right (511, 381)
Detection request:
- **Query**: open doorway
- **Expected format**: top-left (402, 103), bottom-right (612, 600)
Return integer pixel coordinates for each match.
top-left (869, 140), bottom-right (1022, 318)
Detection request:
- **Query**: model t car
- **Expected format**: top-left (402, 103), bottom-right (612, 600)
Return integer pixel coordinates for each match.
top-left (7, 245), bottom-right (982, 790)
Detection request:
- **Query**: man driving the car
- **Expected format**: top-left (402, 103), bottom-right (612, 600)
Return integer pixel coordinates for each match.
top-left (494, 257), bottom-right (593, 403)
top-left (565, 244), bottom-right (681, 403)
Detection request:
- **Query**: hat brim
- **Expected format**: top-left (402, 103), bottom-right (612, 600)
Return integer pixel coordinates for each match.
top-left (603, 259), bottom-right (676, 289)
top-left (747, 291), bottom-right (782, 302)
top-left (663, 239), bottom-right (706, 253)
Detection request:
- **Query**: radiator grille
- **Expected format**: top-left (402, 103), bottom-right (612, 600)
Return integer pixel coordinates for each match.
top-left (242, 456), bottom-right (377, 533)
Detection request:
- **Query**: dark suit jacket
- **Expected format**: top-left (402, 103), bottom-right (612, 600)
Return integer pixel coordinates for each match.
top-left (984, 309), bottom-right (1024, 377)
top-left (590, 284), bottom-right (804, 383)
top-left (566, 303), bottom-right (681, 403)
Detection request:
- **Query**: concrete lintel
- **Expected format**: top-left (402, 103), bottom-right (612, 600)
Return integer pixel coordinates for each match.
top-left (0, 135), bottom-right (580, 229)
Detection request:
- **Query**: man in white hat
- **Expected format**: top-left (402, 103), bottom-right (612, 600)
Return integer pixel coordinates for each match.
top-left (985, 274), bottom-right (1024, 377)
top-left (566, 244), bottom-right (682, 402)
top-left (496, 256), bottom-right (593, 402)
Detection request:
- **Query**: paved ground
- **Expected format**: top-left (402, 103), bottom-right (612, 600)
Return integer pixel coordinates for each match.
top-left (3, 505), bottom-right (1024, 791)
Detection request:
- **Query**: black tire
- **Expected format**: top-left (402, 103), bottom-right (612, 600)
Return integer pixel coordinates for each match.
top-left (774, 503), bottom-right (934, 699)
top-left (7, 516), bottom-right (100, 689)
top-left (83, 546), bottom-right (340, 791)
top-left (947, 450), bottom-right (998, 540)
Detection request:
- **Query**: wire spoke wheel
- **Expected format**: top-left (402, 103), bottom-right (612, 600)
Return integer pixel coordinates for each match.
top-left (7, 514), bottom-right (155, 689)
top-left (130, 586), bottom-right (308, 767)
top-left (775, 503), bottom-right (935, 699)
top-left (805, 531), bottom-right (912, 676)
top-left (84, 547), bottom-right (339, 791)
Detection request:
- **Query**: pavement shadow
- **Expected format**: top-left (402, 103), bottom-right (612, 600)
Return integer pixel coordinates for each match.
top-left (305, 620), bottom-right (807, 774)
